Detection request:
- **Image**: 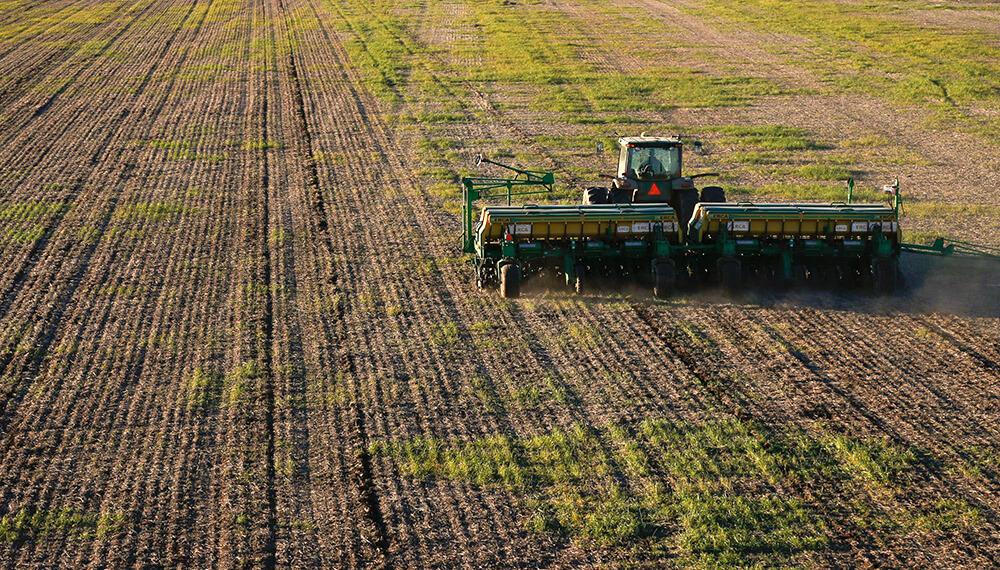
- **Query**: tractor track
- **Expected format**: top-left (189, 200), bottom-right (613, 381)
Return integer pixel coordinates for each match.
top-left (258, 0), bottom-right (278, 563)
top-left (277, 0), bottom-right (392, 564)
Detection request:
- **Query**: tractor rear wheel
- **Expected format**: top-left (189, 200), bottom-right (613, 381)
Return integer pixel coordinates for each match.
top-left (653, 259), bottom-right (676, 298)
top-left (718, 257), bottom-right (742, 293)
top-left (582, 187), bottom-right (609, 205)
top-left (699, 186), bottom-right (726, 203)
top-left (500, 263), bottom-right (521, 298)
top-left (872, 257), bottom-right (899, 294)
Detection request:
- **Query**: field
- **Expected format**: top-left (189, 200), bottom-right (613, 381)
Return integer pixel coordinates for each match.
top-left (0, 0), bottom-right (998, 567)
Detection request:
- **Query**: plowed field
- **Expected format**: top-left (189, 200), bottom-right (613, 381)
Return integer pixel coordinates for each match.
top-left (1, 0), bottom-right (998, 568)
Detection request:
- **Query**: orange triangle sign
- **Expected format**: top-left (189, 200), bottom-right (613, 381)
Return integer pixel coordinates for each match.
top-left (648, 182), bottom-right (662, 196)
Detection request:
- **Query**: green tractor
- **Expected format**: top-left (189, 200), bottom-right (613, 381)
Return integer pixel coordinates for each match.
top-left (582, 136), bottom-right (725, 231)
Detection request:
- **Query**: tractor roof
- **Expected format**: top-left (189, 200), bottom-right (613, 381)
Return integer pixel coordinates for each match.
top-left (618, 136), bottom-right (682, 146)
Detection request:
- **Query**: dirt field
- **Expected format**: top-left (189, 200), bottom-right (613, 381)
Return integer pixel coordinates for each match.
top-left (0, 0), bottom-right (998, 567)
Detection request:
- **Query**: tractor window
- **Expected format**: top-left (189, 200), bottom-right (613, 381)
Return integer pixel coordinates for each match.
top-left (628, 146), bottom-right (680, 179)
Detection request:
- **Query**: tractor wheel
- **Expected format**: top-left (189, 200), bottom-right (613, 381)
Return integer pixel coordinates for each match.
top-left (653, 259), bottom-right (676, 298)
top-left (582, 187), bottom-right (609, 205)
top-left (499, 263), bottom-right (521, 298)
top-left (718, 257), bottom-right (742, 293)
top-left (872, 257), bottom-right (899, 295)
top-left (699, 186), bottom-right (726, 203)
top-left (678, 187), bottom-right (699, 237)
top-left (608, 187), bottom-right (632, 204)
top-left (573, 263), bottom-right (586, 295)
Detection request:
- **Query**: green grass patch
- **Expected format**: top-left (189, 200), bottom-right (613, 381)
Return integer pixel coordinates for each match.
top-left (688, 0), bottom-right (1000, 140)
top-left (732, 182), bottom-right (880, 203)
top-left (114, 201), bottom-right (191, 222)
top-left (331, 3), bottom-right (413, 103)
top-left (676, 493), bottom-right (826, 563)
top-left (907, 499), bottom-right (981, 532)
top-left (795, 164), bottom-right (852, 181)
top-left (242, 138), bottom-right (281, 151)
top-left (710, 125), bottom-right (818, 151)
top-left (2, 224), bottom-right (45, 245)
top-left (0, 508), bottom-right (125, 543)
top-left (0, 200), bottom-right (67, 221)
top-left (429, 321), bottom-right (459, 347)
top-left (224, 360), bottom-right (261, 409)
top-left (818, 433), bottom-right (916, 486)
top-left (187, 367), bottom-right (225, 411)
top-left (565, 323), bottom-right (598, 348)
top-left (372, 417), bottom-right (939, 560)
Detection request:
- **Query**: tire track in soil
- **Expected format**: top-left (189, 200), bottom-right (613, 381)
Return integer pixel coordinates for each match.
top-left (275, 0), bottom-right (394, 564)
top-left (284, 1), bottom-right (584, 564)
top-left (0, 0), bottom-right (208, 437)
top-left (259, 0), bottom-right (279, 562)
top-left (310, 17), bottom-right (526, 564)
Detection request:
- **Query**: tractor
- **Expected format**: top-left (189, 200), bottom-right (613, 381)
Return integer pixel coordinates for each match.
top-left (582, 136), bottom-right (725, 235)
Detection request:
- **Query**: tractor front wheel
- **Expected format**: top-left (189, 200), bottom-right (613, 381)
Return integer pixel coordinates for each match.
top-left (500, 263), bottom-right (521, 298)
top-left (582, 187), bottom-right (609, 205)
top-left (653, 259), bottom-right (676, 298)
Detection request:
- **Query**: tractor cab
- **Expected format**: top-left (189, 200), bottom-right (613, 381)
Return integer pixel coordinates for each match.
top-left (618, 136), bottom-right (682, 187)
top-left (583, 136), bottom-right (725, 230)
